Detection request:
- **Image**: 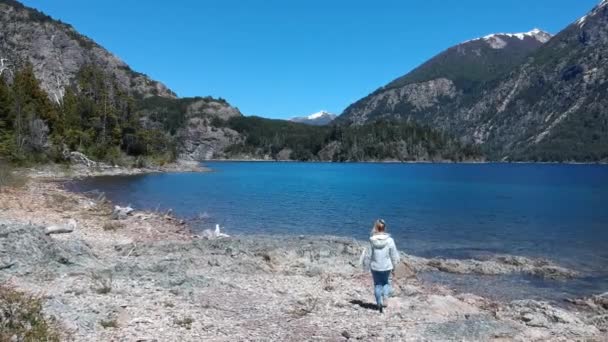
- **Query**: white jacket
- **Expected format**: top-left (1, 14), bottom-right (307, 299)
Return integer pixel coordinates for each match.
top-left (368, 233), bottom-right (400, 271)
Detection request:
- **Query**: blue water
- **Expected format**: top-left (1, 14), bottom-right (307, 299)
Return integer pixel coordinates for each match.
top-left (67, 162), bottom-right (608, 300)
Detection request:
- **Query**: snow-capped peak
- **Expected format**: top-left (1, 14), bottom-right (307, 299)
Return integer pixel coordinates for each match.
top-left (482, 28), bottom-right (551, 43)
top-left (289, 111), bottom-right (337, 125)
top-left (307, 110), bottom-right (332, 120)
top-left (463, 28), bottom-right (552, 49)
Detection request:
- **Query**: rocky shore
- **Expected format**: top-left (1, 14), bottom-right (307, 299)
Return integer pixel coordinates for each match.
top-left (21, 158), bottom-right (209, 180)
top-left (0, 178), bottom-right (606, 341)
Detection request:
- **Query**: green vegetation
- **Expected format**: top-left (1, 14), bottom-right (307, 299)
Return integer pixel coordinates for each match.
top-left (385, 38), bottom-right (543, 93)
top-left (0, 63), bottom-right (176, 165)
top-left (0, 64), bottom-right (480, 165)
top-left (0, 285), bottom-right (62, 341)
top-left (224, 116), bottom-right (330, 160)
top-left (511, 103), bottom-right (608, 162)
top-left (221, 116), bottom-right (481, 161)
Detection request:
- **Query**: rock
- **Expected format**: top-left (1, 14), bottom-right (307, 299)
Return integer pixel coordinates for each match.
top-left (112, 205), bottom-right (134, 220)
top-left (200, 224), bottom-right (230, 240)
top-left (497, 299), bottom-right (600, 337)
top-left (341, 330), bottom-right (351, 339)
top-left (177, 117), bottom-right (243, 161)
top-left (407, 253), bottom-right (579, 279)
top-left (587, 314), bottom-right (608, 332)
top-left (0, 221), bottom-right (95, 278)
top-left (393, 260), bottom-right (417, 280)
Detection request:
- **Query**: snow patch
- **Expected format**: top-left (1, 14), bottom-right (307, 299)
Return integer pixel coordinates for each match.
top-left (307, 110), bottom-right (332, 120)
top-left (576, 15), bottom-right (589, 27)
top-left (463, 28), bottom-right (552, 47)
top-left (578, 0), bottom-right (608, 28)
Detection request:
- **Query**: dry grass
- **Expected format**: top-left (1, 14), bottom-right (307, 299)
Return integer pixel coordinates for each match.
top-left (289, 295), bottom-right (319, 318)
top-left (102, 221), bottom-right (125, 231)
top-left (0, 163), bottom-right (27, 191)
top-left (322, 273), bottom-right (335, 292)
top-left (45, 192), bottom-right (78, 211)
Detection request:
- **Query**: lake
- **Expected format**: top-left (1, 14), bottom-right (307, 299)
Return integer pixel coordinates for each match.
top-left (66, 162), bottom-right (608, 301)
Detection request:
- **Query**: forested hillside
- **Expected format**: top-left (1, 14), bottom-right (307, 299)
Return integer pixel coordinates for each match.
top-left (0, 64), bottom-right (174, 165)
top-left (219, 116), bottom-right (481, 162)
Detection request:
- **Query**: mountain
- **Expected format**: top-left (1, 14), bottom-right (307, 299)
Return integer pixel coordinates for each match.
top-left (337, 28), bottom-right (551, 127)
top-left (338, 1), bottom-right (608, 161)
top-left (290, 111), bottom-right (337, 125)
top-left (0, 0), bottom-right (175, 102)
top-left (0, 0), bottom-right (485, 164)
top-left (474, 0), bottom-right (608, 161)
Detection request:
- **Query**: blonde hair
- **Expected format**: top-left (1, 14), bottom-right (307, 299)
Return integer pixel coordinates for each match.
top-left (371, 219), bottom-right (386, 235)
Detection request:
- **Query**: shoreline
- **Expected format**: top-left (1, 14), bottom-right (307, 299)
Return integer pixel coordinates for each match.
top-left (19, 159), bottom-right (210, 180)
top-left (202, 158), bottom-right (608, 165)
top-left (0, 177), bottom-right (606, 340)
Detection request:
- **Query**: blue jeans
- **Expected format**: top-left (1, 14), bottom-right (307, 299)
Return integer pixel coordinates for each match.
top-left (371, 270), bottom-right (392, 306)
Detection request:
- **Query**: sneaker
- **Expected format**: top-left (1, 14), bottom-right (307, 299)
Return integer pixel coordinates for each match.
top-left (382, 297), bottom-right (389, 307)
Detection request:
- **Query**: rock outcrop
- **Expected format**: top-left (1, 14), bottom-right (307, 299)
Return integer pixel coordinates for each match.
top-left (403, 254), bottom-right (580, 279)
top-left (177, 117), bottom-right (243, 160)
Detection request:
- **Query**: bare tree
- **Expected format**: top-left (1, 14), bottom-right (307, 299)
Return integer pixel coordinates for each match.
top-left (26, 117), bottom-right (50, 153)
top-left (0, 58), bottom-right (11, 77)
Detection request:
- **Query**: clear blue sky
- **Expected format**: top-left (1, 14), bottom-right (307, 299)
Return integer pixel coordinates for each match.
top-left (21, 0), bottom-right (600, 118)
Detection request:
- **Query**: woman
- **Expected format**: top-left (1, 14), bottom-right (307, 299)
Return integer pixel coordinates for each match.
top-left (368, 219), bottom-right (400, 313)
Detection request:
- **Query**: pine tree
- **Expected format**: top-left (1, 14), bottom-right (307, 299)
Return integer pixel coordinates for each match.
top-left (0, 76), bottom-right (14, 157)
top-left (9, 63), bottom-right (58, 160)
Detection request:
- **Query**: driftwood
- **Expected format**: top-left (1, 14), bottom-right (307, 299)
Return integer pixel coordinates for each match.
top-left (66, 151), bottom-right (98, 168)
top-left (45, 226), bottom-right (74, 235)
top-left (45, 219), bottom-right (77, 235)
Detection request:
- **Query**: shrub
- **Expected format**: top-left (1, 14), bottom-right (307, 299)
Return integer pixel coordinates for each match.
top-left (90, 271), bottom-right (113, 294)
top-left (0, 285), bottom-right (61, 341)
top-left (174, 317), bottom-right (194, 329)
top-left (99, 318), bottom-right (118, 329)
